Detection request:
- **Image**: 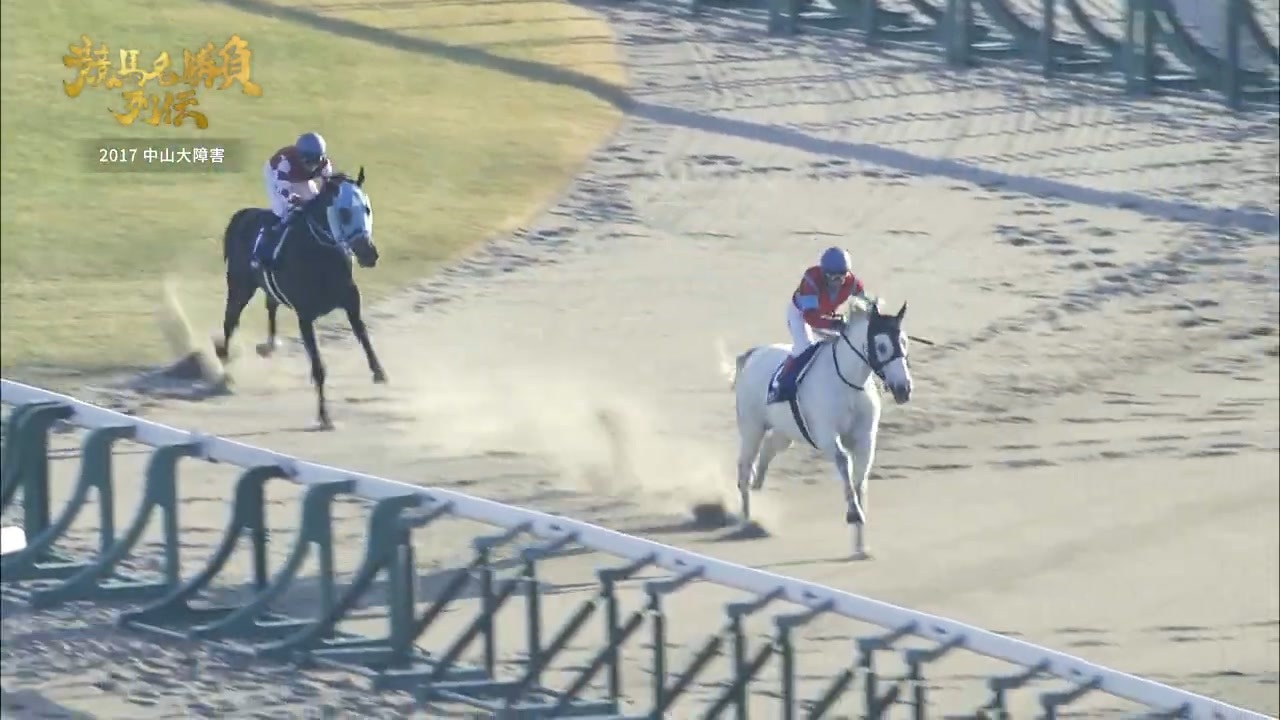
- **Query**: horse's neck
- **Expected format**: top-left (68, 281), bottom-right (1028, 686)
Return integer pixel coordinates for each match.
top-left (832, 318), bottom-right (874, 382)
top-left (283, 213), bottom-right (321, 253)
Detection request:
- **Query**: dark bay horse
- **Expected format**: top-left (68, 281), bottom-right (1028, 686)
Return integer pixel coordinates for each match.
top-left (214, 167), bottom-right (386, 429)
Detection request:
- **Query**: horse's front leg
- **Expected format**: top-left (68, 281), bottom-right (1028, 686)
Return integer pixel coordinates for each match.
top-left (830, 436), bottom-right (869, 560)
top-left (256, 296), bottom-right (282, 357)
top-left (297, 314), bottom-right (332, 430)
top-left (843, 428), bottom-right (877, 560)
top-left (344, 285), bottom-right (386, 384)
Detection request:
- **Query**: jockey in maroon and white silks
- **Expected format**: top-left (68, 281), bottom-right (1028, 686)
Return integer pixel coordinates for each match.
top-left (262, 132), bottom-right (333, 220)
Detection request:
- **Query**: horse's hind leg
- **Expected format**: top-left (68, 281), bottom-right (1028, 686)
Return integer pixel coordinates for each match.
top-left (215, 274), bottom-right (256, 362)
top-left (297, 314), bottom-right (332, 430)
top-left (751, 431), bottom-right (793, 491)
top-left (343, 285), bottom-right (386, 384)
top-left (735, 412), bottom-right (767, 522)
top-left (256, 296), bottom-right (282, 357)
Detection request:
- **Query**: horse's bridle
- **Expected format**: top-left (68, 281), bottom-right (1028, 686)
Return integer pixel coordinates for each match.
top-left (831, 322), bottom-right (900, 392)
top-left (292, 199), bottom-right (352, 256)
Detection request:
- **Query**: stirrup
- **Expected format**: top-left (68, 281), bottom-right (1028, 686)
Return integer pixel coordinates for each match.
top-left (779, 358), bottom-right (796, 380)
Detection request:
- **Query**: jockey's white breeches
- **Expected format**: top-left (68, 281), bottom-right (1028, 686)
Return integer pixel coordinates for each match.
top-left (786, 302), bottom-right (818, 357)
top-left (262, 162), bottom-right (321, 219)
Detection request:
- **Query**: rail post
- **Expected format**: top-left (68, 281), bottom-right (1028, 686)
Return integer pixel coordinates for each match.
top-left (646, 568), bottom-right (705, 712)
top-left (600, 555), bottom-right (654, 700)
top-left (254, 492), bottom-right (429, 663)
top-left (857, 622), bottom-right (919, 717)
top-left (1, 424), bottom-right (134, 583)
top-left (944, 0), bottom-right (974, 68)
top-left (776, 600), bottom-right (834, 718)
top-left (1, 402), bottom-right (72, 539)
top-left (905, 635), bottom-right (966, 718)
top-left (861, 0), bottom-right (880, 42)
top-left (983, 660), bottom-right (1049, 717)
top-left (1124, 0), bottom-right (1156, 96)
top-left (1040, 0), bottom-right (1058, 77)
top-left (121, 463), bottom-right (292, 634)
top-left (1041, 677), bottom-right (1104, 719)
top-left (28, 439), bottom-right (202, 608)
top-left (1223, 0), bottom-right (1243, 110)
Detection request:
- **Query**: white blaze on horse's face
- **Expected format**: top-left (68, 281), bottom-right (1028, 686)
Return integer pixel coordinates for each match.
top-left (878, 329), bottom-right (913, 405)
top-left (326, 181), bottom-right (374, 247)
top-left (873, 303), bottom-right (913, 405)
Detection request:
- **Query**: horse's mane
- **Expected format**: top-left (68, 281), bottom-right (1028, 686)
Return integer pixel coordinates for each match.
top-left (326, 172), bottom-right (356, 188)
top-left (845, 296), bottom-right (879, 319)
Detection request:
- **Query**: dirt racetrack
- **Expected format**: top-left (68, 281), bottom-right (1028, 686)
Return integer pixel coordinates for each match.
top-left (3, 1), bottom-right (1278, 717)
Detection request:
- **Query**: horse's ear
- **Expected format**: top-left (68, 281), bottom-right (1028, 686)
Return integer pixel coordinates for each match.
top-left (357, 166), bottom-right (366, 187)
top-left (897, 302), bottom-right (907, 320)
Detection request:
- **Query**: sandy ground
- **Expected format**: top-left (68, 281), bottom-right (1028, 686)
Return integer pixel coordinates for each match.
top-left (3, 1), bottom-right (1278, 717)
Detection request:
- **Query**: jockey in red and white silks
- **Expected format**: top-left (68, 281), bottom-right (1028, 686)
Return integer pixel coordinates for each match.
top-left (770, 245), bottom-right (875, 401)
top-left (786, 247), bottom-right (867, 358)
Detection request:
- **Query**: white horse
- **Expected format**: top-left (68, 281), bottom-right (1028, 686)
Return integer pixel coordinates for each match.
top-left (723, 300), bottom-right (914, 559)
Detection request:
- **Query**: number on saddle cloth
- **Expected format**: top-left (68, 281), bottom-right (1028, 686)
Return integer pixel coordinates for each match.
top-left (767, 341), bottom-right (824, 405)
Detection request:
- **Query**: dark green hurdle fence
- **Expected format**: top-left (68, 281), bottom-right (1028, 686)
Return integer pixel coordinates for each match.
top-left (680, 0), bottom-right (1279, 110)
top-left (1, 380), bottom-right (1266, 718)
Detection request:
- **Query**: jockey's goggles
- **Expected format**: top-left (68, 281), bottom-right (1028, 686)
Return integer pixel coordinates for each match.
top-left (824, 271), bottom-right (844, 285)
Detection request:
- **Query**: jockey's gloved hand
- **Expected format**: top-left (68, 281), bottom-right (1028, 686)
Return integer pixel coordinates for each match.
top-left (287, 194), bottom-right (304, 207)
top-left (829, 315), bottom-right (848, 332)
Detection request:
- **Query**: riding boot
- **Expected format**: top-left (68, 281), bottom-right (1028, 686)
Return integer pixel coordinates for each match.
top-left (253, 219), bottom-right (285, 270)
top-left (772, 356), bottom-right (798, 401)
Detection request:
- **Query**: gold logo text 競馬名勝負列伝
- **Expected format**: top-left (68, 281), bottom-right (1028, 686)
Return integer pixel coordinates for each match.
top-left (61, 34), bottom-right (264, 129)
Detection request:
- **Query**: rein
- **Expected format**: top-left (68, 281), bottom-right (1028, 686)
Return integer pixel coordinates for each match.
top-left (293, 201), bottom-right (352, 256)
top-left (831, 324), bottom-right (893, 392)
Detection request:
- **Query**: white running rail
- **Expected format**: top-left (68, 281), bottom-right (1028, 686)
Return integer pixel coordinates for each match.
top-left (0, 379), bottom-right (1266, 719)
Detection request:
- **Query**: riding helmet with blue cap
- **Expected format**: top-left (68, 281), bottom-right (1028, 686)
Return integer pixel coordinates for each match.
top-left (819, 247), bottom-right (852, 283)
top-left (295, 132), bottom-right (327, 172)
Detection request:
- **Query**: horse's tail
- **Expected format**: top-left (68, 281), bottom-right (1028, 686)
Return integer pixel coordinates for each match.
top-left (718, 341), bottom-right (756, 390)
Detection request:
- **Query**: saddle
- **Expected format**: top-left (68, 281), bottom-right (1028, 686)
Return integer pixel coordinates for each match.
top-left (765, 341), bottom-right (826, 448)
top-left (767, 301), bottom-right (870, 405)
top-left (252, 211), bottom-right (293, 270)
top-left (767, 341), bottom-right (824, 405)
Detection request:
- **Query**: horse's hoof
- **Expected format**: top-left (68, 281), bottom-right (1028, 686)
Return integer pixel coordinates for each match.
top-left (850, 550), bottom-right (873, 562)
top-left (317, 418), bottom-right (336, 431)
top-left (210, 374), bottom-right (234, 395)
top-left (729, 520), bottom-right (770, 540)
top-left (372, 371), bottom-right (388, 384)
top-left (845, 509), bottom-right (865, 525)
top-left (255, 342), bottom-right (277, 358)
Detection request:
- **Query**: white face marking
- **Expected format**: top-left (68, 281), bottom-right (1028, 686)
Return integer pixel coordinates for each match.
top-left (874, 333), bottom-right (894, 364)
top-left (327, 183), bottom-right (374, 244)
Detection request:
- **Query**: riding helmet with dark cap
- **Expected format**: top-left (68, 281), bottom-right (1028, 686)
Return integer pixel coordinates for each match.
top-left (296, 132), bottom-right (327, 172)
top-left (819, 246), bottom-right (851, 284)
